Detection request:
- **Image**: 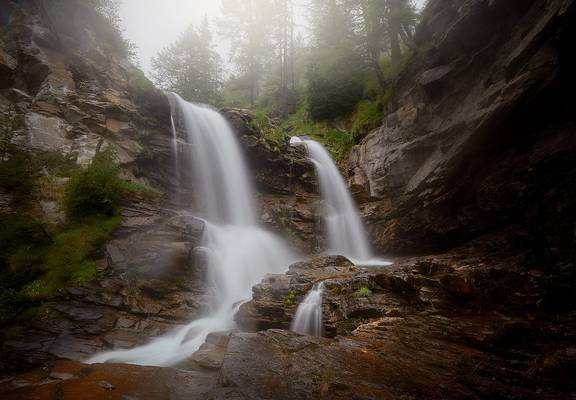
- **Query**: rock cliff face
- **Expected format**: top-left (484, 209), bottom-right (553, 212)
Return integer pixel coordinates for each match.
top-left (0, 0), bottom-right (206, 373)
top-left (0, 0), bottom-right (317, 375)
top-left (349, 0), bottom-right (576, 264)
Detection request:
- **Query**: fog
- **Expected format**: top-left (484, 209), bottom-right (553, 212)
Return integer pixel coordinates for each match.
top-left (120, 0), bottom-right (427, 74)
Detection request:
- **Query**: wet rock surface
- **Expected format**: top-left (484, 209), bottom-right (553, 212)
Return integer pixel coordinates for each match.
top-left (0, 360), bottom-right (219, 400)
top-left (0, 196), bottom-right (210, 374)
top-left (1, 0), bottom-right (576, 399)
top-left (4, 248), bottom-right (575, 399)
top-left (0, 0), bottom-right (318, 378)
top-left (230, 246), bottom-right (576, 400)
top-left (349, 0), bottom-right (576, 263)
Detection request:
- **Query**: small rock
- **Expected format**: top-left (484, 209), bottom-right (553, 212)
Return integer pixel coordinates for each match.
top-left (49, 372), bottom-right (74, 381)
top-left (98, 380), bottom-right (116, 390)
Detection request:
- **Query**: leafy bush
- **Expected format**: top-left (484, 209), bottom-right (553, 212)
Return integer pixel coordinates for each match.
top-left (284, 288), bottom-right (298, 307)
top-left (356, 287), bottom-right (373, 296)
top-left (0, 214), bottom-right (48, 325)
top-left (351, 99), bottom-right (383, 139)
top-left (64, 149), bottom-right (123, 220)
top-left (331, 285), bottom-right (348, 296)
top-left (283, 107), bottom-right (354, 161)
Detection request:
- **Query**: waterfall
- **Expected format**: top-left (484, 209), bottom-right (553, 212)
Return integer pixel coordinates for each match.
top-left (291, 137), bottom-right (390, 265)
top-left (87, 95), bottom-right (297, 367)
top-left (291, 282), bottom-right (325, 337)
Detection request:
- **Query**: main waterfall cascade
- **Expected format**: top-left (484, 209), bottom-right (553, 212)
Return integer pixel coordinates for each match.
top-left (290, 137), bottom-right (391, 266)
top-left (291, 282), bottom-right (325, 337)
top-left (88, 95), bottom-right (297, 367)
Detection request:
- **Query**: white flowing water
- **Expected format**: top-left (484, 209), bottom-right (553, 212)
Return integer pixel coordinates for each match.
top-left (291, 282), bottom-right (325, 337)
top-left (88, 95), bottom-right (296, 367)
top-left (290, 137), bottom-right (390, 266)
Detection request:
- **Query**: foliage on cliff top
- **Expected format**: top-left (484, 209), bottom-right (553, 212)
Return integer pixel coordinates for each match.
top-left (84, 0), bottom-right (138, 62)
top-left (280, 105), bottom-right (354, 161)
top-left (250, 110), bottom-right (286, 151)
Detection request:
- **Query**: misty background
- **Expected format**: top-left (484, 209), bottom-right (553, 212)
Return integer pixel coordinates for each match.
top-left (119, 0), bottom-right (426, 74)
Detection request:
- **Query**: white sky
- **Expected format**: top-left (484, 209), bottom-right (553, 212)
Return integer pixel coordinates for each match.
top-left (120, 0), bottom-right (222, 73)
top-left (120, 0), bottom-right (427, 75)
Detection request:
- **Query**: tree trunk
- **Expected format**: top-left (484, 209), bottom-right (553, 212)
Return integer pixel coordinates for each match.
top-left (388, 0), bottom-right (402, 64)
top-left (361, 1), bottom-right (386, 89)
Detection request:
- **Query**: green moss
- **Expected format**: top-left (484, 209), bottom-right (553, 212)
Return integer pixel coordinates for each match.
top-left (351, 99), bottom-right (383, 139)
top-left (250, 110), bottom-right (286, 151)
top-left (64, 149), bottom-right (123, 220)
top-left (331, 285), bottom-right (348, 296)
top-left (283, 288), bottom-right (298, 308)
top-left (281, 105), bottom-right (354, 161)
top-left (356, 287), bottom-right (372, 297)
top-left (309, 127), bottom-right (354, 161)
top-left (120, 180), bottom-right (162, 197)
top-left (18, 215), bottom-right (121, 300)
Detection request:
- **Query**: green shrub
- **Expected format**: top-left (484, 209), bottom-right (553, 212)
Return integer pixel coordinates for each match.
top-left (251, 110), bottom-right (285, 151)
top-left (281, 105), bottom-right (354, 161)
top-left (284, 288), bottom-right (298, 307)
top-left (0, 147), bottom-right (125, 327)
top-left (356, 287), bottom-right (372, 296)
top-left (331, 285), bottom-right (348, 296)
top-left (64, 149), bottom-right (123, 220)
top-left (351, 99), bottom-right (383, 139)
top-left (311, 128), bottom-right (354, 161)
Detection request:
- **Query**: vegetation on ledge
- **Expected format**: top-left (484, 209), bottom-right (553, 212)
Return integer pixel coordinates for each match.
top-left (0, 146), bottom-right (151, 335)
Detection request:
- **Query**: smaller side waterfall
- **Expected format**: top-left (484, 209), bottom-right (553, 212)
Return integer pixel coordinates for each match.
top-left (291, 137), bottom-right (390, 265)
top-left (291, 282), bottom-right (325, 337)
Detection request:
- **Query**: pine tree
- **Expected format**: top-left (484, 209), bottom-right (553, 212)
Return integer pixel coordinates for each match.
top-left (151, 22), bottom-right (221, 104)
top-left (219, 0), bottom-right (276, 106)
